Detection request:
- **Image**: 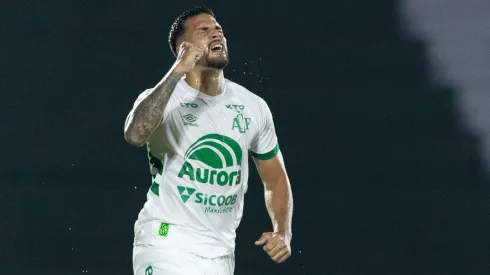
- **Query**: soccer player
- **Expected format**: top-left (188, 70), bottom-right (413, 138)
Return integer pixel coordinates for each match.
top-left (124, 6), bottom-right (293, 275)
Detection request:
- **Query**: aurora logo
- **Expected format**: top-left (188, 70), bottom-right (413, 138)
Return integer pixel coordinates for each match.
top-left (178, 134), bottom-right (242, 186)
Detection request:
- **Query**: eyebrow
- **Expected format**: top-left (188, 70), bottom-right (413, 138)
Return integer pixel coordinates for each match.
top-left (196, 25), bottom-right (222, 31)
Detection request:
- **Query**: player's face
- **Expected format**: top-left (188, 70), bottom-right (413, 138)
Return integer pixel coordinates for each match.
top-left (183, 14), bottom-right (229, 69)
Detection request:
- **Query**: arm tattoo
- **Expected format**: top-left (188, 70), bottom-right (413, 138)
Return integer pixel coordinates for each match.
top-left (125, 71), bottom-right (182, 146)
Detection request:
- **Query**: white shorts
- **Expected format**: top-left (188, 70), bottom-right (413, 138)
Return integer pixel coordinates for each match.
top-left (133, 245), bottom-right (235, 275)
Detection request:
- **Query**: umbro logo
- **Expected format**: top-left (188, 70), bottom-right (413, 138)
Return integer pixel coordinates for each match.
top-left (183, 114), bottom-right (198, 123)
top-left (182, 114), bottom-right (198, 127)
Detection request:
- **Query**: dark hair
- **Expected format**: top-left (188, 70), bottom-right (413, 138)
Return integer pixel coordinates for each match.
top-left (168, 6), bottom-right (215, 56)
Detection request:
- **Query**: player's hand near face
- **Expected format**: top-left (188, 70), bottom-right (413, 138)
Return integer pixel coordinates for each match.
top-left (255, 232), bottom-right (291, 263)
top-left (124, 41), bottom-right (205, 147)
top-left (173, 42), bottom-right (206, 74)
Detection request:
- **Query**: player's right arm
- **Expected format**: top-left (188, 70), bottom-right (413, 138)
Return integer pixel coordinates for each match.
top-left (124, 42), bottom-right (204, 147)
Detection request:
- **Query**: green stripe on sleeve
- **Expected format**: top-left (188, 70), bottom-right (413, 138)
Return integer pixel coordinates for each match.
top-left (250, 144), bottom-right (279, 160)
top-left (148, 151), bottom-right (163, 174)
top-left (150, 181), bottom-right (159, 196)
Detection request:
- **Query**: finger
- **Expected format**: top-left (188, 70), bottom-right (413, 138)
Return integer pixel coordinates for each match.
top-left (193, 52), bottom-right (203, 63)
top-left (189, 47), bottom-right (204, 62)
top-left (195, 49), bottom-right (204, 59)
top-left (278, 251), bottom-right (291, 263)
top-left (268, 243), bottom-right (286, 257)
top-left (255, 233), bottom-right (271, 246)
top-left (187, 43), bottom-right (205, 53)
top-left (179, 41), bottom-right (191, 51)
top-left (177, 44), bottom-right (192, 58)
top-left (181, 41), bottom-right (197, 48)
top-left (196, 44), bottom-right (206, 51)
top-left (271, 248), bottom-right (289, 262)
top-left (263, 242), bottom-right (277, 253)
top-left (177, 44), bottom-right (186, 56)
top-left (179, 42), bottom-right (201, 56)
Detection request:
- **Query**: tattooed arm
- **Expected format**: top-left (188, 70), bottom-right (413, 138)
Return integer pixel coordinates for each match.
top-left (124, 42), bottom-right (204, 147)
top-left (123, 70), bottom-right (183, 147)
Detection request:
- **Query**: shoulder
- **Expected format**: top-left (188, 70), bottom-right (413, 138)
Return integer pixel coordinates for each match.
top-left (225, 78), bottom-right (268, 107)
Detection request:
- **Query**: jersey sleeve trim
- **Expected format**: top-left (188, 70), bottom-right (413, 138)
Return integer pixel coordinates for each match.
top-left (250, 144), bottom-right (279, 160)
top-left (150, 181), bottom-right (160, 196)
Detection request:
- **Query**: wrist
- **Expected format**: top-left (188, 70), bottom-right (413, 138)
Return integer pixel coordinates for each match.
top-left (171, 60), bottom-right (191, 76)
top-left (275, 231), bottom-right (292, 240)
top-left (171, 66), bottom-right (186, 78)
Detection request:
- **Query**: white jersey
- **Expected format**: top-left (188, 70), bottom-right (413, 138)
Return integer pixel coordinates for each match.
top-left (133, 78), bottom-right (279, 258)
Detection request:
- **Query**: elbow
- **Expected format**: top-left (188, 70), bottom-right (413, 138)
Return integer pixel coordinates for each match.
top-left (124, 128), bottom-right (147, 148)
top-left (124, 112), bottom-right (148, 147)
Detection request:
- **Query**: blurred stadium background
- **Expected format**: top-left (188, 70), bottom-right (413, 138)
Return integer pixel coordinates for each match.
top-left (1, 0), bottom-right (489, 274)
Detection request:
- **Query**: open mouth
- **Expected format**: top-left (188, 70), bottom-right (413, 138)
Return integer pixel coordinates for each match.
top-left (210, 42), bottom-right (224, 53)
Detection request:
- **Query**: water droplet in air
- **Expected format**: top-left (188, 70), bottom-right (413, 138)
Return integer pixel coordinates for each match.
top-left (134, 186), bottom-right (137, 189)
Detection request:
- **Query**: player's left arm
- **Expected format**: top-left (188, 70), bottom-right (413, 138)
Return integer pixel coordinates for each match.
top-left (253, 151), bottom-right (293, 264)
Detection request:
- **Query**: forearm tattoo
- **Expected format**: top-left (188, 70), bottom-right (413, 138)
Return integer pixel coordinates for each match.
top-left (127, 71), bottom-right (181, 145)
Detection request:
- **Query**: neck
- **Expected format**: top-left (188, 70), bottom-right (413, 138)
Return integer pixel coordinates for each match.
top-left (184, 66), bottom-right (224, 97)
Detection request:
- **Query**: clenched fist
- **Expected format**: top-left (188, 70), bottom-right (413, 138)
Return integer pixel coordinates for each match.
top-left (255, 232), bottom-right (291, 263)
top-left (173, 41), bottom-right (205, 74)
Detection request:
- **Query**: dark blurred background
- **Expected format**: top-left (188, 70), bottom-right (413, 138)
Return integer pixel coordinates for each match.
top-left (2, 0), bottom-right (489, 274)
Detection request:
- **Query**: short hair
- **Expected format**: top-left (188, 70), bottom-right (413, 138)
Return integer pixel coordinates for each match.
top-left (168, 6), bottom-right (215, 56)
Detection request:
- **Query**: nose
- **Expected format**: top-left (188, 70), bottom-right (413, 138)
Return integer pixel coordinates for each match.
top-left (211, 30), bottom-right (223, 40)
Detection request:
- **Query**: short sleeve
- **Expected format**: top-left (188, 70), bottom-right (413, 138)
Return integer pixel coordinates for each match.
top-left (249, 99), bottom-right (279, 160)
